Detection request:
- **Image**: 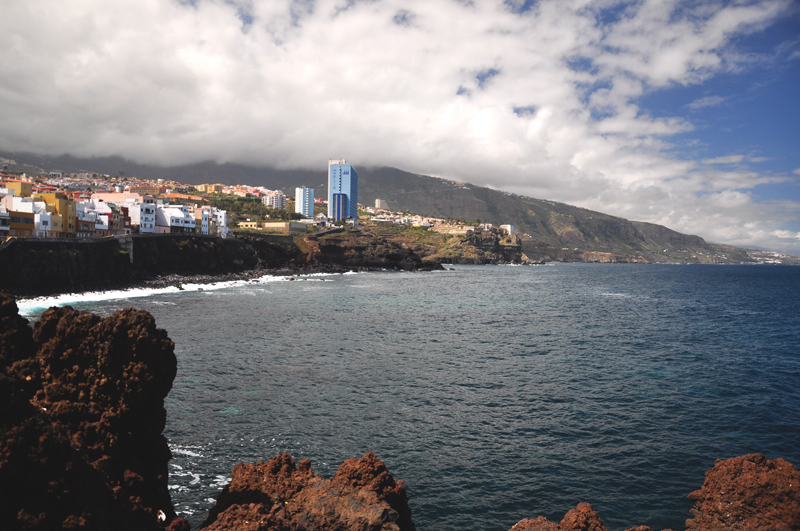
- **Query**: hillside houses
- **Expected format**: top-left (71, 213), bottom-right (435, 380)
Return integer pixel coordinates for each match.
top-left (0, 177), bottom-right (228, 239)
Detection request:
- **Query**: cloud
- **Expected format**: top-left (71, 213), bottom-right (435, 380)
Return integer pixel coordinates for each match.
top-left (0, 0), bottom-right (796, 251)
top-left (701, 155), bottom-right (745, 164)
top-left (771, 230), bottom-right (800, 240)
top-left (794, 168), bottom-right (800, 175)
top-left (687, 95), bottom-right (726, 110)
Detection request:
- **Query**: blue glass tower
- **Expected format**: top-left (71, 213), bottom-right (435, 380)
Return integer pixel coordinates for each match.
top-left (328, 160), bottom-right (358, 220)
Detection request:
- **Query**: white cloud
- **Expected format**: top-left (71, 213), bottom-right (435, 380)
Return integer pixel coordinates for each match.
top-left (0, 0), bottom-right (796, 251)
top-left (793, 168), bottom-right (800, 175)
top-left (771, 230), bottom-right (800, 240)
top-left (687, 95), bottom-right (726, 110)
top-left (701, 155), bottom-right (745, 164)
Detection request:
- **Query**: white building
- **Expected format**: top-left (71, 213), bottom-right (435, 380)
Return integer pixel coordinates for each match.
top-left (500, 224), bottom-right (515, 234)
top-left (375, 199), bottom-right (388, 210)
top-left (7, 196), bottom-right (51, 237)
top-left (155, 203), bottom-right (195, 233)
top-left (0, 205), bottom-right (9, 237)
top-left (140, 196), bottom-right (157, 233)
top-left (193, 205), bottom-right (228, 237)
top-left (295, 187), bottom-right (314, 217)
top-left (263, 193), bottom-right (286, 210)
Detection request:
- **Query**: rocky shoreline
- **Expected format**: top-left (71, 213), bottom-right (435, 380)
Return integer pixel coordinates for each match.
top-left (0, 232), bottom-right (448, 299)
top-left (2, 293), bottom-right (798, 530)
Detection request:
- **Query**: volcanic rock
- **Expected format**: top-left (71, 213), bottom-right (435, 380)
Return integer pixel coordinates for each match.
top-left (0, 291), bottom-right (183, 530)
top-left (201, 451), bottom-right (415, 531)
top-left (685, 453), bottom-right (800, 531)
top-left (509, 503), bottom-right (608, 531)
top-left (508, 453), bottom-right (799, 531)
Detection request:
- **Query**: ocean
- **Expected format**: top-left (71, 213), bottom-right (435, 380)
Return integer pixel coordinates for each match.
top-left (18, 263), bottom-right (800, 531)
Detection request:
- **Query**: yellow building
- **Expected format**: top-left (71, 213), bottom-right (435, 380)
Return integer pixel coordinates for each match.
top-left (240, 221), bottom-right (306, 233)
top-left (129, 185), bottom-right (161, 196)
top-left (3, 179), bottom-right (33, 198)
top-left (197, 183), bottom-right (223, 194)
top-left (8, 210), bottom-right (35, 237)
top-left (34, 192), bottom-right (76, 237)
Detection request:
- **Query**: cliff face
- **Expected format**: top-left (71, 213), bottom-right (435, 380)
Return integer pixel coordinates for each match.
top-left (358, 221), bottom-right (524, 265)
top-left (0, 237), bottom-right (134, 296)
top-left (201, 452), bottom-right (415, 531)
top-left (296, 230), bottom-right (438, 271)
top-left (0, 235), bottom-right (261, 297)
top-left (131, 235), bottom-right (258, 275)
top-left (0, 292), bottom-right (185, 530)
top-left (0, 231), bottom-right (438, 297)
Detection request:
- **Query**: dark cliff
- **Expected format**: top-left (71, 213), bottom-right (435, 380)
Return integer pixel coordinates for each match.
top-left (0, 231), bottom-right (438, 297)
top-left (294, 229), bottom-right (439, 271)
top-left (0, 235), bottom-right (260, 297)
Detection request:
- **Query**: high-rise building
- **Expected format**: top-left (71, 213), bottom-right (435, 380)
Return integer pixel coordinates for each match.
top-left (262, 192), bottom-right (286, 210)
top-left (295, 187), bottom-right (314, 218)
top-left (328, 159), bottom-right (358, 220)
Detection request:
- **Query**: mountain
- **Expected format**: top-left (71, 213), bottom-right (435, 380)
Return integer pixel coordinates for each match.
top-left (0, 151), bottom-right (755, 263)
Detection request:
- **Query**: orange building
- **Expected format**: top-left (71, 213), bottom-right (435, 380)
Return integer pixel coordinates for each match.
top-left (8, 210), bottom-right (35, 238)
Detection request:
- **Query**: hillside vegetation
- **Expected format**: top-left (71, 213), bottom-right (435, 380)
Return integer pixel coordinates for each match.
top-left (355, 168), bottom-right (751, 264)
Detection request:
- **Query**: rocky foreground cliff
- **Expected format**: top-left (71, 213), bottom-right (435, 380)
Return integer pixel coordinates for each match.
top-left (1, 293), bottom-right (799, 530)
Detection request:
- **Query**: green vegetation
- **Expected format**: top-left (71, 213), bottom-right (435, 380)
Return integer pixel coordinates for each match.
top-left (202, 195), bottom-right (302, 220)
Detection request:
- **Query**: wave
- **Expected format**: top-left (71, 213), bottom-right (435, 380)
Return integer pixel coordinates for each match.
top-left (16, 272), bottom-right (345, 317)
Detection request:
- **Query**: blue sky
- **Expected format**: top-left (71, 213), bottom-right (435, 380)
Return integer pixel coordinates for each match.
top-left (640, 12), bottom-right (800, 193)
top-left (1, 0), bottom-right (799, 251)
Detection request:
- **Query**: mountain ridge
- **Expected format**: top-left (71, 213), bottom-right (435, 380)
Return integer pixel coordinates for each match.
top-left (0, 150), bottom-right (782, 263)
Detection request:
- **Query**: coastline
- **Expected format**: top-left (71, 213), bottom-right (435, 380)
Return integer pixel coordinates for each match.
top-left (13, 266), bottom-right (396, 316)
top-left (0, 231), bottom-right (448, 300)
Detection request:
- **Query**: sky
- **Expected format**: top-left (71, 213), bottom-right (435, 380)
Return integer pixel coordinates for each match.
top-left (1, 0), bottom-right (799, 252)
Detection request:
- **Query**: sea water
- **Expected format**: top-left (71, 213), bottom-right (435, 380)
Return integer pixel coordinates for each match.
top-left (18, 264), bottom-right (800, 530)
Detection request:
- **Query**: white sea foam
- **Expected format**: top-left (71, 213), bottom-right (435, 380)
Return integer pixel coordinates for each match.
top-left (16, 272), bottom-right (343, 317)
top-left (170, 445), bottom-right (205, 458)
top-left (17, 286), bottom-right (183, 317)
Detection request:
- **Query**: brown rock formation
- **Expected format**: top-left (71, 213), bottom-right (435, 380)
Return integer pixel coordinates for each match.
top-left (0, 292), bottom-right (185, 530)
top-left (509, 503), bottom-right (608, 531)
top-left (686, 453), bottom-right (800, 531)
top-left (201, 451), bottom-right (415, 531)
top-left (300, 230), bottom-right (433, 271)
top-left (509, 454), bottom-right (799, 531)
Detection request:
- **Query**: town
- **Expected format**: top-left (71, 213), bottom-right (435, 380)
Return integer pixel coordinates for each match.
top-left (0, 158), bottom-right (515, 240)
